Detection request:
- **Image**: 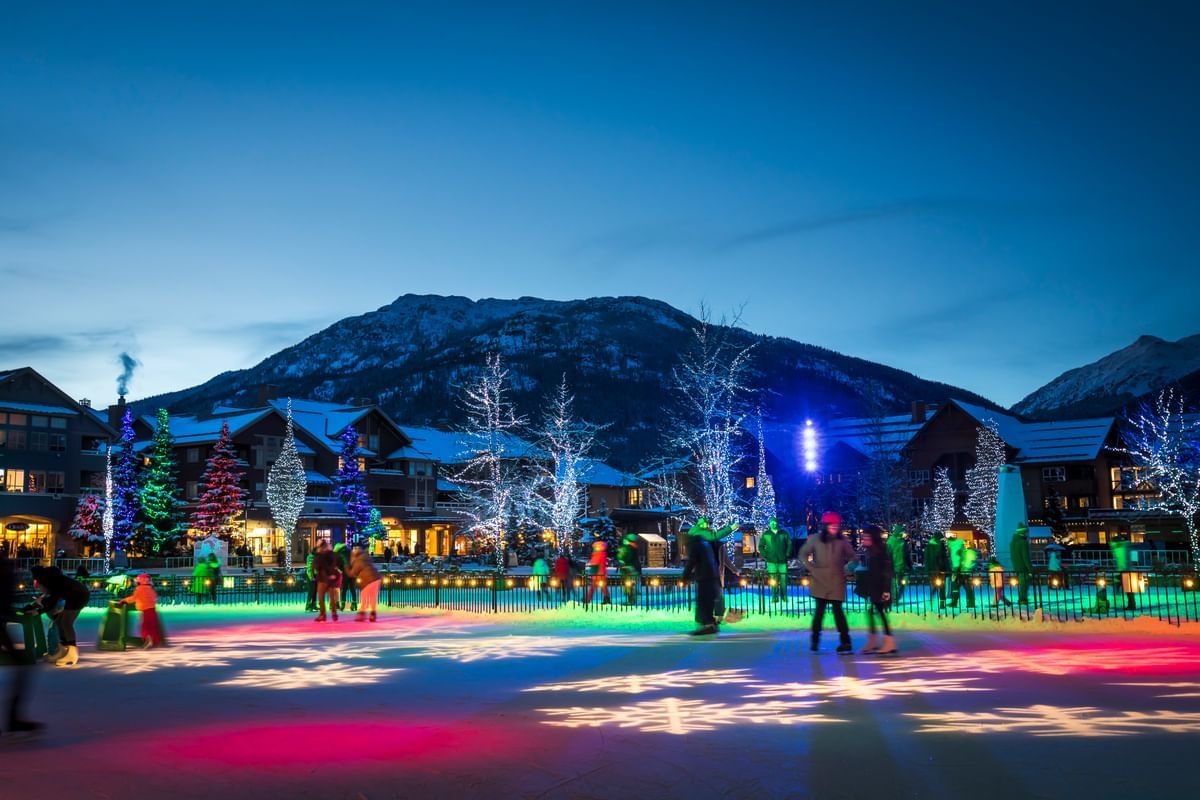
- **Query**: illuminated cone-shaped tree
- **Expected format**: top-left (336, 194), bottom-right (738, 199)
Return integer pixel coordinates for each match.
top-left (112, 409), bottom-right (142, 554)
top-left (68, 493), bottom-right (105, 551)
top-left (364, 507), bottom-right (387, 541)
top-left (192, 421), bottom-right (248, 541)
top-left (749, 415), bottom-right (777, 533)
top-left (335, 426), bottom-right (374, 545)
top-left (267, 401), bottom-right (307, 571)
top-left (138, 408), bottom-right (186, 555)
top-left (920, 465), bottom-right (955, 546)
top-left (103, 445), bottom-right (115, 572)
top-left (964, 419), bottom-right (1005, 552)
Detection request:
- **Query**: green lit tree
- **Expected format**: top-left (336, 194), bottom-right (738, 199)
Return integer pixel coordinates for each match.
top-left (137, 408), bottom-right (186, 554)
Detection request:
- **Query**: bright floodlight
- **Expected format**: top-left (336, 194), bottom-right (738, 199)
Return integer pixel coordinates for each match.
top-left (802, 419), bottom-right (818, 472)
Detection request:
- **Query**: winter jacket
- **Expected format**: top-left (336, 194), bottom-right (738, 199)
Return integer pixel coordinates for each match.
top-left (860, 547), bottom-right (894, 604)
top-left (887, 529), bottom-right (907, 572)
top-left (617, 542), bottom-right (641, 571)
top-left (314, 550), bottom-right (341, 586)
top-left (587, 544), bottom-right (608, 576)
top-left (989, 562), bottom-right (1005, 590)
top-left (305, 552), bottom-right (316, 580)
top-left (119, 584), bottom-right (158, 611)
top-left (1010, 530), bottom-right (1032, 573)
top-left (798, 533), bottom-right (856, 602)
top-left (759, 530), bottom-right (791, 565)
top-left (553, 556), bottom-right (571, 580)
top-left (962, 546), bottom-right (979, 572)
top-left (190, 560), bottom-right (210, 594)
top-left (348, 551), bottom-right (382, 587)
top-left (30, 566), bottom-right (90, 610)
top-left (924, 538), bottom-right (948, 573)
top-left (1110, 539), bottom-right (1131, 571)
top-left (682, 536), bottom-right (720, 584)
top-left (531, 558), bottom-right (551, 577)
top-left (947, 538), bottom-right (965, 572)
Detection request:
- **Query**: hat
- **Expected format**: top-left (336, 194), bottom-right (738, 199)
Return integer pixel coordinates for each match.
top-left (820, 511), bottom-right (842, 525)
top-left (333, 542), bottom-right (347, 552)
top-left (593, 541), bottom-right (606, 550)
top-left (891, 523), bottom-right (905, 537)
top-left (1015, 522), bottom-right (1029, 536)
top-left (623, 533), bottom-right (638, 544)
top-left (135, 573), bottom-right (152, 585)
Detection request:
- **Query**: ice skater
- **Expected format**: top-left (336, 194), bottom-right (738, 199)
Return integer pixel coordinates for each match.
top-left (29, 566), bottom-right (89, 666)
top-left (114, 574), bottom-right (164, 648)
top-left (348, 546), bottom-right (382, 622)
top-left (312, 541), bottom-right (342, 622)
top-left (759, 517), bottom-right (791, 603)
top-left (583, 541), bottom-right (611, 606)
top-left (682, 518), bottom-right (723, 636)
top-left (1, 550), bottom-right (43, 738)
top-left (798, 511), bottom-right (856, 654)
top-left (858, 525), bottom-right (897, 655)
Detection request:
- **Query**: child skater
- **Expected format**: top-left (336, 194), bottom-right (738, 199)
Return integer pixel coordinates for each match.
top-left (116, 574), bottom-right (164, 648)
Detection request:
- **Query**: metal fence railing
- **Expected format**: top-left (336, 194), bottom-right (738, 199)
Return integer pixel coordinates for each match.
top-left (13, 567), bottom-right (1197, 625)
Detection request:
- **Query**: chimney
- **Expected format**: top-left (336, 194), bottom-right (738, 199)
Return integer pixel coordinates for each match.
top-left (256, 384), bottom-right (279, 406)
top-left (78, 398), bottom-right (92, 408)
top-left (108, 395), bottom-right (127, 429)
top-left (911, 401), bottom-right (927, 424)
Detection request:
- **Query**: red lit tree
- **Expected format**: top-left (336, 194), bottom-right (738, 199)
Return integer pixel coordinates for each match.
top-left (192, 421), bottom-right (248, 540)
top-left (68, 493), bottom-right (105, 550)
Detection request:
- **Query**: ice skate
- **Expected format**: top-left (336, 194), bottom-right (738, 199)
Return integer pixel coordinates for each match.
top-left (314, 613), bottom-right (326, 622)
top-left (369, 611), bottom-right (377, 622)
top-left (688, 624), bottom-right (718, 636)
top-left (55, 645), bottom-right (79, 666)
top-left (876, 635), bottom-right (898, 655)
top-left (835, 640), bottom-right (853, 655)
top-left (355, 611), bottom-right (366, 622)
top-left (45, 645), bottom-right (67, 663)
top-left (860, 633), bottom-right (879, 654)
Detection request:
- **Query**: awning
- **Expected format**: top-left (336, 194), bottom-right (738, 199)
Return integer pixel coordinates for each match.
top-left (638, 533), bottom-right (667, 543)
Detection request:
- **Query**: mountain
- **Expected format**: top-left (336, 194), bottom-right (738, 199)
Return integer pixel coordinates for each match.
top-left (134, 294), bottom-right (1001, 469)
top-left (1012, 333), bottom-right (1200, 420)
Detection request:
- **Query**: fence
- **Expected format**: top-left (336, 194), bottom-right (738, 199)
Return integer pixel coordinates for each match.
top-left (16, 567), bottom-right (1197, 625)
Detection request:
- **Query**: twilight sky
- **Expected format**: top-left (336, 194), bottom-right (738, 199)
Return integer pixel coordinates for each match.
top-left (2, 1), bottom-right (1198, 409)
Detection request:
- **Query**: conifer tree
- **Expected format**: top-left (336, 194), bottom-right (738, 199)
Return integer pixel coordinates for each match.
top-left (335, 426), bottom-right (374, 544)
top-left (112, 409), bottom-right (142, 552)
top-left (193, 421), bottom-right (248, 540)
top-left (138, 408), bottom-right (186, 554)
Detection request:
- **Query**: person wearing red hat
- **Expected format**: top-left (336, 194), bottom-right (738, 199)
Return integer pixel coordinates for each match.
top-left (798, 511), bottom-right (856, 653)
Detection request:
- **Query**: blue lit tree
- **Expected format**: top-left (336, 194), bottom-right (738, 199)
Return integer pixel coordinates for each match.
top-left (112, 409), bottom-right (142, 553)
top-left (335, 426), bottom-right (374, 544)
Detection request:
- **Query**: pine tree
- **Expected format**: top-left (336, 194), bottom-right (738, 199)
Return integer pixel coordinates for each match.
top-left (964, 420), bottom-right (1006, 551)
top-left (1042, 485), bottom-right (1070, 546)
top-left (68, 493), bottom-right (105, 546)
top-left (921, 465), bottom-right (956, 545)
top-left (267, 400), bottom-right (307, 571)
top-left (112, 409), bottom-right (142, 553)
top-left (364, 507), bottom-right (387, 541)
top-left (138, 408), bottom-right (185, 554)
top-left (749, 415), bottom-right (777, 532)
top-left (193, 421), bottom-right (248, 541)
top-left (335, 426), bottom-right (374, 545)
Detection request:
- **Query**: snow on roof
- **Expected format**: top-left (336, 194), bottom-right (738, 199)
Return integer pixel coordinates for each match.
top-left (0, 400), bottom-right (80, 416)
top-left (579, 458), bottom-right (635, 487)
top-left (387, 444), bottom-right (436, 461)
top-left (401, 425), bottom-right (542, 464)
top-left (950, 400), bottom-right (1116, 464)
top-left (437, 477), bottom-right (462, 492)
top-left (305, 470), bottom-right (333, 485)
top-left (152, 408), bottom-right (276, 445)
top-left (769, 414), bottom-right (926, 462)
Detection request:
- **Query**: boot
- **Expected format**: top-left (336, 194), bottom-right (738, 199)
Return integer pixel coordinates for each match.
top-left (810, 632), bottom-right (820, 652)
top-left (836, 638), bottom-right (853, 655)
top-left (355, 611), bottom-right (366, 622)
top-left (55, 645), bottom-right (79, 666)
top-left (876, 635), bottom-right (898, 655)
top-left (369, 611), bottom-right (377, 622)
top-left (331, 609), bottom-right (339, 621)
top-left (688, 625), bottom-right (718, 636)
top-left (45, 645), bottom-right (67, 663)
top-left (860, 633), bottom-right (879, 654)
top-left (314, 613), bottom-right (326, 622)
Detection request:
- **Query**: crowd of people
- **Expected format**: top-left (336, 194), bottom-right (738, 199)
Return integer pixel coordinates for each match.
top-left (304, 541), bottom-right (384, 623)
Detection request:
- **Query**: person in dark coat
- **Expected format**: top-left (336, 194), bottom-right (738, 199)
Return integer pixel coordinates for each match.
top-left (1010, 523), bottom-right (1033, 605)
top-left (312, 541), bottom-right (342, 622)
top-left (682, 518), bottom-right (732, 635)
top-left (924, 531), bottom-right (949, 608)
top-left (334, 543), bottom-right (356, 611)
top-left (859, 525), bottom-right (897, 655)
top-left (29, 565), bottom-right (89, 666)
top-left (798, 512), bottom-right (856, 654)
top-left (1, 550), bottom-right (43, 735)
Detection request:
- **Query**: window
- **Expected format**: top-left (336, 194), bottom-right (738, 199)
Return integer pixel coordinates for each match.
top-left (27, 471), bottom-right (46, 493)
top-left (1075, 496), bottom-right (1091, 509)
top-left (0, 413), bottom-right (6, 424)
top-left (910, 469), bottom-right (930, 485)
top-left (46, 472), bottom-right (64, 494)
top-left (369, 434), bottom-right (379, 452)
top-left (50, 417), bottom-right (66, 429)
top-left (186, 481), bottom-right (199, 500)
top-left (30, 431), bottom-right (48, 451)
top-left (1042, 466), bottom-right (1066, 482)
top-left (1067, 465), bottom-right (1095, 481)
top-left (627, 487), bottom-right (644, 507)
top-left (1044, 494), bottom-right (1067, 509)
top-left (7, 430), bottom-right (25, 450)
top-left (0, 430), bottom-right (5, 448)
top-left (31, 415), bottom-right (48, 428)
top-left (1, 469), bottom-right (24, 492)
top-left (8, 413), bottom-right (27, 426)
top-left (187, 447), bottom-right (200, 463)
top-left (745, 476), bottom-right (756, 489)
top-left (255, 482), bottom-right (266, 500)
top-left (49, 433), bottom-right (66, 452)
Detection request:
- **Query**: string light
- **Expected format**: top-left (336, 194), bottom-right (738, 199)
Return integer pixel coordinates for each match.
top-left (103, 443), bottom-right (114, 573)
top-left (267, 400), bottom-right (307, 572)
top-left (965, 419), bottom-right (1006, 551)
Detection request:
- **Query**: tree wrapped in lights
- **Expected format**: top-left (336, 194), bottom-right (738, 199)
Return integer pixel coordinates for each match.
top-left (335, 426), bottom-right (374, 545)
top-left (137, 408), bottom-right (186, 555)
top-left (749, 415), bottom-right (777, 533)
top-left (192, 421), bottom-right (248, 541)
top-left (1124, 388), bottom-right (1200, 560)
top-left (921, 465), bottom-right (955, 545)
top-left (267, 400), bottom-right (307, 571)
top-left (1042, 485), bottom-right (1070, 546)
top-left (112, 409), bottom-right (142, 554)
top-left (453, 353), bottom-right (539, 570)
top-left (103, 444), bottom-right (114, 572)
top-left (536, 376), bottom-right (603, 557)
top-left (964, 419), bottom-right (1005, 551)
top-left (364, 507), bottom-right (387, 541)
top-left (653, 308), bottom-right (755, 554)
top-left (68, 493), bottom-right (105, 551)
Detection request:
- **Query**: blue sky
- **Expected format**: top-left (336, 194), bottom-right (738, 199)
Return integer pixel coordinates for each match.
top-left (2, 2), bottom-right (1198, 408)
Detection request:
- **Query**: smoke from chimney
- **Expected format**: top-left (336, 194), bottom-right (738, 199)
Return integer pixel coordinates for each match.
top-left (116, 352), bottom-right (140, 397)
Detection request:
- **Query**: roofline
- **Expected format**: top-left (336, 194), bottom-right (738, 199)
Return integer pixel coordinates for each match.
top-left (0, 366), bottom-right (118, 437)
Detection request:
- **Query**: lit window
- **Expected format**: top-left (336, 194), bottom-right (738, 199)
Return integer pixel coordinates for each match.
top-left (627, 488), bottom-right (644, 507)
top-left (745, 476), bottom-right (755, 489)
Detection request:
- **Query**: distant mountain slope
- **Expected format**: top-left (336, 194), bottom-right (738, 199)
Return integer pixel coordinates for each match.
top-left (134, 294), bottom-right (1001, 469)
top-left (1012, 333), bottom-right (1200, 420)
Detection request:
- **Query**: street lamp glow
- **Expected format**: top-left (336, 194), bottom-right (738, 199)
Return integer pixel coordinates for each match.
top-left (802, 419), bottom-right (818, 473)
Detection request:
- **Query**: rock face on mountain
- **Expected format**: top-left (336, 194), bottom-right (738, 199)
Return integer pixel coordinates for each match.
top-left (1012, 334), bottom-right (1200, 420)
top-left (135, 294), bottom-right (1000, 469)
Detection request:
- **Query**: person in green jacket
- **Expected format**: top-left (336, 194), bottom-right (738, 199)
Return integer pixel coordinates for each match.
top-left (1010, 522), bottom-right (1033, 604)
top-left (1110, 536), bottom-right (1139, 611)
top-left (924, 531), bottom-right (948, 607)
top-left (616, 533), bottom-right (641, 605)
top-left (945, 533), bottom-right (976, 609)
top-left (334, 543), bottom-right (356, 611)
top-left (759, 518), bottom-right (791, 602)
top-left (886, 524), bottom-right (908, 602)
top-left (305, 549), bottom-right (318, 612)
top-left (190, 557), bottom-right (210, 606)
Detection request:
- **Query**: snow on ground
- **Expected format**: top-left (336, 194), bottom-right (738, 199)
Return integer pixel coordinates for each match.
top-left (6, 606), bottom-right (1200, 799)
